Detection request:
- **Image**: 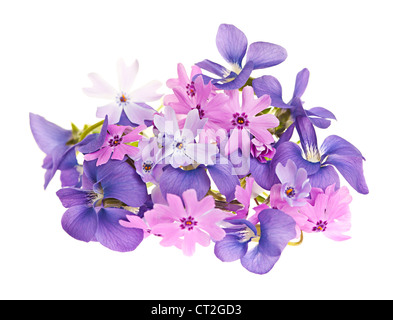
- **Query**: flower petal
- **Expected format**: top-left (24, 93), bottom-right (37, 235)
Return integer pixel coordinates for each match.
top-left (131, 80), bottom-right (163, 102)
top-left (183, 108), bottom-right (207, 137)
top-left (293, 68), bottom-right (310, 98)
top-left (295, 116), bottom-right (319, 157)
top-left (197, 209), bottom-right (227, 241)
top-left (117, 58), bottom-right (139, 93)
top-left (216, 24), bottom-right (248, 67)
top-left (306, 107), bottom-right (337, 120)
top-left (98, 160), bottom-right (148, 207)
top-left (111, 144), bottom-right (139, 160)
top-left (195, 59), bottom-right (230, 78)
top-left (96, 103), bottom-right (122, 124)
top-left (160, 166), bottom-right (210, 201)
top-left (207, 156), bottom-right (240, 202)
top-left (184, 143), bottom-right (218, 166)
top-left (308, 165), bottom-right (340, 191)
top-left (83, 73), bottom-right (117, 99)
top-left (214, 234), bottom-right (249, 262)
top-left (249, 114), bottom-right (278, 144)
top-left (249, 157), bottom-right (279, 190)
top-left (56, 188), bottom-right (91, 208)
top-left (96, 207), bottom-right (144, 252)
top-left (213, 61), bottom-right (254, 90)
top-left (272, 141), bottom-right (321, 176)
top-left (241, 209), bottom-right (296, 274)
top-left (61, 205), bottom-right (97, 242)
top-left (246, 41), bottom-right (287, 69)
top-left (123, 102), bottom-right (156, 126)
top-left (77, 116), bottom-right (109, 154)
top-left (275, 159), bottom-right (297, 185)
top-left (321, 135), bottom-right (369, 194)
top-left (252, 76), bottom-right (291, 109)
top-left (29, 113), bottom-right (72, 155)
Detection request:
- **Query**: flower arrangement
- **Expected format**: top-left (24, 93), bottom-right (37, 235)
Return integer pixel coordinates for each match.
top-left (30, 24), bottom-right (368, 275)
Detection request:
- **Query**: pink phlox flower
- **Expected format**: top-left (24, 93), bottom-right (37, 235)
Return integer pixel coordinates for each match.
top-left (226, 177), bottom-right (255, 220)
top-left (251, 138), bottom-right (276, 163)
top-left (84, 124), bottom-right (146, 166)
top-left (165, 67), bottom-right (229, 131)
top-left (216, 86), bottom-right (279, 155)
top-left (164, 63), bottom-right (205, 105)
top-left (146, 189), bottom-right (231, 256)
top-left (299, 184), bottom-right (352, 241)
top-left (83, 58), bottom-right (163, 125)
top-left (119, 210), bottom-right (173, 239)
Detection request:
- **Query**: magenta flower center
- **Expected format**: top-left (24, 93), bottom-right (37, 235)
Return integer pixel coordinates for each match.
top-left (312, 220), bottom-right (328, 232)
top-left (186, 81), bottom-right (196, 97)
top-left (192, 104), bottom-right (205, 119)
top-left (180, 216), bottom-right (197, 231)
top-left (232, 112), bottom-right (249, 129)
top-left (108, 135), bottom-right (123, 147)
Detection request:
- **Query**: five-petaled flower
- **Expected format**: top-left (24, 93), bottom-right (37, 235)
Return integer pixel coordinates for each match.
top-left (84, 124), bottom-right (146, 166)
top-left (83, 58), bottom-right (163, 126)
top-left (196, 24), bottom-right (287, 90)
top-left (145, 189), bottom-right (230, 256)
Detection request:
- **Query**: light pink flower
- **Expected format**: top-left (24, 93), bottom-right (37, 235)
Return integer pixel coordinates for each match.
top-left (164, 63), bottom-right (204, 106)
top-left (299, 184), bottom-right (352, 241)
top-left (146, 189), bottom-right (230, 256)
top-left (215, 87), bottom-right (279, 155)
top-left (119, 209), bottom-right (173, 239)
top-left (227, 176), bottom-right (255, 220)
top-left (166, 69), bottom-right (229, 131)
top-left (84, 124), bottom-right (146, 166)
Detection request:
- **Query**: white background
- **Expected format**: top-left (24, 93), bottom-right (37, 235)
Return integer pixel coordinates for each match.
top-left (1, 0), bottom-right (392, 300)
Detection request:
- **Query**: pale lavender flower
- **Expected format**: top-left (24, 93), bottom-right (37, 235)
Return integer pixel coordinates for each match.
top-left (275, 159), bottom-right (311, 207)
top-left (83, 58), bottom-right (162, 125)
top-left (154, 106), bottom-right (218, 168)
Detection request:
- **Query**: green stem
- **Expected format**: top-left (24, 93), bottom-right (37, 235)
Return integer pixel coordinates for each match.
top-left (78, 120), bottom-right (105, 142)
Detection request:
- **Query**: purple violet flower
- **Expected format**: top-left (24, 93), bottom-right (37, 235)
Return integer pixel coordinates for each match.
top-left (272, 117), bottom-right (369, 194)
top-left (214, 208), bottom-right (296, 274)
top-left (196, 24), bottom-right (287, 90)
top-left (56, 159), bottom-right (148, 251)
top-left (30, 113), bottom-right (81, 189)
top-left (253, 68), bottom-right (337, 130)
